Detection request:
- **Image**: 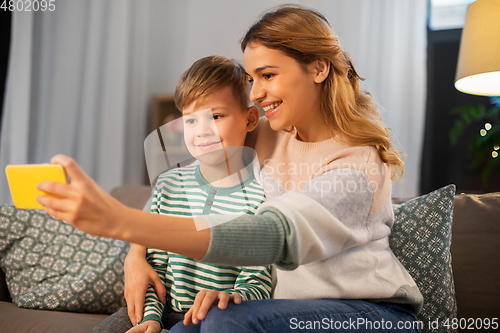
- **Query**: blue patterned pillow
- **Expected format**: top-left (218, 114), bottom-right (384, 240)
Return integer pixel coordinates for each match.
top-left (0, 206), bottom-right (128, 313)
top-left (391, 184), bottom-right (457, 333)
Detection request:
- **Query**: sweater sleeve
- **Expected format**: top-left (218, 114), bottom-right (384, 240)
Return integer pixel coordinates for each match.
top-left (201, 210), bottom-right (295, 268)
top-left (202, 169), bottom-right (384, 270)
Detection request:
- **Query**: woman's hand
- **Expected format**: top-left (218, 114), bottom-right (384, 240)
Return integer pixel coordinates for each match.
top-left (183, 290), bottom-right (242, 326)
top-left (36, 154), bottom-right (126, 238)
top-left (124, 244), bottom-right (166, 325)
top-left (125, 320), bottom-right (161, 333)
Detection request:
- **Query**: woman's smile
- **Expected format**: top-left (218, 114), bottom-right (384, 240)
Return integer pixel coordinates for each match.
top-left (262, 101), bottom-right (282, 118)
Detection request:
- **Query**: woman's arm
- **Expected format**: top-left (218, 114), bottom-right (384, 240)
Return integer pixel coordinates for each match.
top-left (37, 155), bottom-right (295, 268)
top-left (37, 155), bottom-right (210, 259)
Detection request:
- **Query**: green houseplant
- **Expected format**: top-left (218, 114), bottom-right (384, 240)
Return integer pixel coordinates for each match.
top-left (449, 97), bottom-right (500, 183)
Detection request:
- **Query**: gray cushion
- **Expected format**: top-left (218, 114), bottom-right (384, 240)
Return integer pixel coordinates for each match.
top-left (0, 206), bottom-right (128, 313)
top-left (391, 184), bottom-right (457, 333)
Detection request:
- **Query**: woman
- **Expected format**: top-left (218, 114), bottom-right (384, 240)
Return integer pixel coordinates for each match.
top-left (39, 5), bottom-right (423, 333)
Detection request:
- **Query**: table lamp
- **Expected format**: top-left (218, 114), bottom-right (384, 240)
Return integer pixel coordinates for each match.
top-left (455, 0), bottom-right (500, 96)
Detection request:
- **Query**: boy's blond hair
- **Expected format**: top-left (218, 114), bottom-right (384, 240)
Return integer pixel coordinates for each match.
top-left (175, 56), bottom-right (250, 112)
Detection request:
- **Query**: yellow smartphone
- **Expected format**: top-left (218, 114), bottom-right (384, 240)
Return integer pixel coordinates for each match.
top-left (5, 164), bottom-right (68, 209)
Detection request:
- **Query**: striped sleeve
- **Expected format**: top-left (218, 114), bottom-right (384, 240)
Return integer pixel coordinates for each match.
top-left (141, 185), bottom-right (168, 324)
top-left (150, 185), bottom-right (160, 214)
top-left (231, 265), bottom-right (273, 301)
top-left (142, 248), bottom-right (169, 324)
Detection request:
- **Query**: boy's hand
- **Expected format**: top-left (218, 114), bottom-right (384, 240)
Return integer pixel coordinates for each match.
top-left (183, 290), bottom-right (242, 326)
top-left (125, 320), bottom-right (161, 333)
top-left (124, 245), bottom-right (166, 325)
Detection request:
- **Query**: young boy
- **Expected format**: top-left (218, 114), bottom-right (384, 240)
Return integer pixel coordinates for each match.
top-left (93, 56), bottom-right (271, 333)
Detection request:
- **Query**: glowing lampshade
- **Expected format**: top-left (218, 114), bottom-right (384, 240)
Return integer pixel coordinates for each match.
top-left (455, 0), bottom-right (500, 96)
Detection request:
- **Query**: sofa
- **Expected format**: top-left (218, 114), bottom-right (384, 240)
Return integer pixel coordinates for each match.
top-left (0, 185), bottom-right (499, 333)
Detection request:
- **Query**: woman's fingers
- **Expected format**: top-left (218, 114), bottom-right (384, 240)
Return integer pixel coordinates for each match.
top-left (36, 193), bottom-right (75, 214)
top-left (40, 206), bottom-right (71, 222)
top-left (50, 154), bottom-right (88, 183)
top-left (37, 180), bottom-right (72, 198)
top-left (37, 154), bottom-right (127, 238)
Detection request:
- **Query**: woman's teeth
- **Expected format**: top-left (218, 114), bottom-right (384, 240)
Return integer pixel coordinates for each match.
top-left (263, 102), bottom-right (281, 113)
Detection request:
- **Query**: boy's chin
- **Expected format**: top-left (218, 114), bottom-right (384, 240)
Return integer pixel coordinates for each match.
top-left (194, 150), bottom-right (227, 167)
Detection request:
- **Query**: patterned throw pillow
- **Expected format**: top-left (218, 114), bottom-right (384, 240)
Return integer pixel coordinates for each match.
top-left (0, 206), bottom-right (129, 313)
top-left (390, 184), bottom-right (457, 333)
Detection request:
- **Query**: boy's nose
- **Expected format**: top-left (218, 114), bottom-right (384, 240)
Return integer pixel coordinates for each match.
top-left (196, 119), bottom-right (215, 137)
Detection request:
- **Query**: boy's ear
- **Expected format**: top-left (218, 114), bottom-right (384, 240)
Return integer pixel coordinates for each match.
top-left (246, 106), bottom-right (260, 132)
top-left (313, 58), bottom-right (330, 84)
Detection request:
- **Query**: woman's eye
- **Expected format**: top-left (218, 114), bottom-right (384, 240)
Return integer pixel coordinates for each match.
top-left (263, 73), bottom-right (275, 80)
top-left (210, 114), bottom-right (222, 120)
top-left (248, 78), bottom-right (254, 85)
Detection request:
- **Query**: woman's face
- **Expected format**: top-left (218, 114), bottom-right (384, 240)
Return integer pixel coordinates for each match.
top-left (243, 42), bottom-right (324, 136)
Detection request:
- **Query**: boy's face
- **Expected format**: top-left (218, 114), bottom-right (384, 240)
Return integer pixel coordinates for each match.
top-left (182, 86), bottom-right (251, 167)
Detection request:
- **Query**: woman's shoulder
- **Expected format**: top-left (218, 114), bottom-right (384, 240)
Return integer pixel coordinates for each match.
top-left (317, 143), bottom-right (390, 193)
top-left (318, 138), bottom-right (384, 171)
top-left (322, 143), bottom-right (391, 212)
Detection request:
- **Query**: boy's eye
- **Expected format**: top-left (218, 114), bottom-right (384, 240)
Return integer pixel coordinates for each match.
top-left (185, 118), bottom-right (196, 125)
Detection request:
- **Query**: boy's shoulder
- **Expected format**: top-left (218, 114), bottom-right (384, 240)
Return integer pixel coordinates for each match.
top-left (156, 164), bottom-right (198, 184)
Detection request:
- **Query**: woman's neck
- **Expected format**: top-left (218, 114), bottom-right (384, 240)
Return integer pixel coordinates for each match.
top-left (295, 118), bottom-right (336, 142)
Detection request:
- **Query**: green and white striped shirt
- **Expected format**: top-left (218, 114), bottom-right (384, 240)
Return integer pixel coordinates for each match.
top-left (142, 164), bottom-right (272, 324)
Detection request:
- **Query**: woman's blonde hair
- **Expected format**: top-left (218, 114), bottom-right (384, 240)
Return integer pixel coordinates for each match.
top-left (241, 5), bottom-right (404, 180)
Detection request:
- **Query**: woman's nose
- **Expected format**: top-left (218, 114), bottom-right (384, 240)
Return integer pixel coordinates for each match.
top-left (249, 81), bottom-right (265, 103)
